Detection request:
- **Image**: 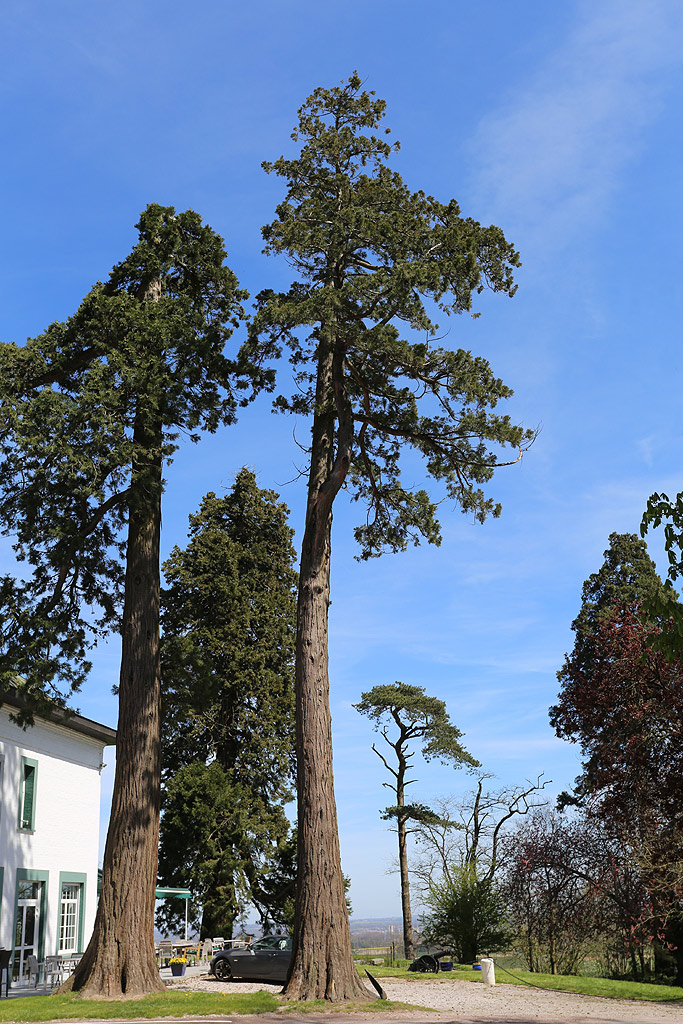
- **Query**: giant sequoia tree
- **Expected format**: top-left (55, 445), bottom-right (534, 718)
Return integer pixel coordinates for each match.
top-left (246, 74), bottom-right (532, 1000)
top-left (158, 469), bottom-right (297, 937)
top-left (0, 205), bottom-right (251, 996)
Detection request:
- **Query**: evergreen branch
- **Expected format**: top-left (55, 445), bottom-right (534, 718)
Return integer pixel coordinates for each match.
top-left (49, 487), bottom-right (132, 605)
top-left (20, 348), bottom-right (101, 392)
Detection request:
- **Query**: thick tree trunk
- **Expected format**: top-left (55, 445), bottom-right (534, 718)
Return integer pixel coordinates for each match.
top-left (283, 339), bottom-right (369, 1002)
top-left (65, 415), bottom-right (164, 998)
top-left (395, 768), bottom-right (414, 960)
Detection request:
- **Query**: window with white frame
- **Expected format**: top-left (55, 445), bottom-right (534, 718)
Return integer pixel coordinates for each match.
top-left (58, 883), bottom-right (81, 954)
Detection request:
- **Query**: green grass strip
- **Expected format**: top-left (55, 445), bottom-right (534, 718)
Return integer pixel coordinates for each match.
top-left (491, 967), bottom-right (683, 1003)
top-left (0, 989), bottom-right (279, 1022)
top-left (362, 962), bottom-right (683, 1003)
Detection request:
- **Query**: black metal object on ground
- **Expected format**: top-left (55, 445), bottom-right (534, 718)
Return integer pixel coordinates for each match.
top-left (408, 950), bottom-right (452, 974)
top-left (365, 969), bottom-right (388, 999)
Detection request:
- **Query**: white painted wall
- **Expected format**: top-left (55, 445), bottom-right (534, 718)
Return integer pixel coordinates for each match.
top-left (0, 707), bottom-right (113, 959)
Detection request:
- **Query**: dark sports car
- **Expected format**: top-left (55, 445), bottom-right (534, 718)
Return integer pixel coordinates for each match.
top-left (210, 936), bottom-right (292, 982)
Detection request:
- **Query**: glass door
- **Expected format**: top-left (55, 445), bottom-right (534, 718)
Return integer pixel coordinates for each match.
top-left (14, 881), bottom-right (42, 983)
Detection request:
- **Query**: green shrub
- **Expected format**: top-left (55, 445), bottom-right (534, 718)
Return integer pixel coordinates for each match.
top-left (422, 863), bottom-right (511, 963)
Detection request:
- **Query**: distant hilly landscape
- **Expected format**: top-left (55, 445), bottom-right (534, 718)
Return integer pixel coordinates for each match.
top-left (157, 918), bottom-right (404, 944)
top-left (349, 918), bottom-right (402, 936)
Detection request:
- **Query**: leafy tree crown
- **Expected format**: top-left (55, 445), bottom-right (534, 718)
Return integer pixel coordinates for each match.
top-left (571, 532), bottom-right (671, 643)
top-left (355, 681), bottom-right (478, 767)
top-left (0, 205), bottom-right (250, 709)
top-left (247, 73), bottom-right (534, 558)
top-left (160, 467), bottom-right (297, 789)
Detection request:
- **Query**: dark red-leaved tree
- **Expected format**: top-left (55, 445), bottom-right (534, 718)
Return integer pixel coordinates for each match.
top-left (501, 810), bottom-right (661, 979)
top-left (551, 607), bottom-right (683, 981)
top-left (551, 607), bottom-right (683, 830)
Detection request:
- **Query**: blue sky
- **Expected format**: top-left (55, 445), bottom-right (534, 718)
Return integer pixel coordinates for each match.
top-left (2, 0), bottom-right (683, 919)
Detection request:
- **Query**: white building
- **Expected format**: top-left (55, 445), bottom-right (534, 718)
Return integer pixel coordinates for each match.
top-left (0, 689), bottom-right (116, 981)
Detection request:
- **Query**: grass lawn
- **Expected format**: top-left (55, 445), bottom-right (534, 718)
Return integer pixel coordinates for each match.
top-left (0, 989), bottom-right (279, 1022)
top-left (361, 962), bottom-right (683, 1003)
top-left (490, 967), bottom-right (683, 1003)
top-left (0, 988), bottom-right (428, 1022)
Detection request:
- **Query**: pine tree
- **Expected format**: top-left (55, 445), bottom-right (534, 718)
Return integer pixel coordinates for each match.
top-left (354, 682), bottom-right (477, 959)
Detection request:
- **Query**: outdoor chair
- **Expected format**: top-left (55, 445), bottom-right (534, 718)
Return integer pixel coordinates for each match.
top-left (201, 938), bottom-right (213, 961)
top-left (0, 949), bottom-right (11, 998)
top-left (27, 954), bottom-right (41, 988)
top-left (157, 940), bottom-right (174, 967)
top-left (211, 937), bottom-right (225, 956)
top-left (43, 956), bottom-right (65, 990)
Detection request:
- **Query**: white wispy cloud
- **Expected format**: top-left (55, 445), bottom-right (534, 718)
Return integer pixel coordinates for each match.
top-left (468, 0), bottom-right (683, 252)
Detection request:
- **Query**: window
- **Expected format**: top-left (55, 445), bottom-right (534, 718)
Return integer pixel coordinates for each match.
top-left (18, 758), bottom-right (38, 831)
top-left (13, 876), bottom-right (45, 981)
top-left (57, 874), bottom-right (86, 954)
top-left (59, 884), bottom-right (82, 955)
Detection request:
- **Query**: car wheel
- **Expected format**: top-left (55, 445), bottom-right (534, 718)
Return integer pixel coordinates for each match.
top-left (214, 958), bottom-right (232, 981)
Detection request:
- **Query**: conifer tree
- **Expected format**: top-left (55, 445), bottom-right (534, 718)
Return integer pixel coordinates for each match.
top-left (246, 73), bottom-right (532, 1000)
top-left (568, 532), bottom-right (670, 662)
top-left (0, 205), bottom-right (252, 996)
top-left (158, 469), bottom-right (297, 937)
top-left (355, 682), bottom-right (477, 959)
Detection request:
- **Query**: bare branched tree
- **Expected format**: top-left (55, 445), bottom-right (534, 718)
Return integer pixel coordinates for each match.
top-left (412, 773), bottom-right (551, 888)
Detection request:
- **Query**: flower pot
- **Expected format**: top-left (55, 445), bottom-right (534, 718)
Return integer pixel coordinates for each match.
top-left (170, 963), bottom-right (186, 977)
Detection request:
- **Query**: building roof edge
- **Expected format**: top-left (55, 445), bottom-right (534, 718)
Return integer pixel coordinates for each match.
top-left (0, 687), bottom-right (117, 747)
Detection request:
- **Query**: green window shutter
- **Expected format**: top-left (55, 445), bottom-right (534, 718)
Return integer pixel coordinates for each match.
top-left (18, 758), bottom-right (38, 831)
top-left (23, 767), bottom-right (34, 827)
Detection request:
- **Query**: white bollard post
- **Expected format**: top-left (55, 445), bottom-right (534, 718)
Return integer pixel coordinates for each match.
top-left (480, 957), bottom-right (495, 986)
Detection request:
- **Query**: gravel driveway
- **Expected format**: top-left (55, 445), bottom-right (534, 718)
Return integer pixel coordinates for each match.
top-left (169, 972), bottom-right (683, 1022)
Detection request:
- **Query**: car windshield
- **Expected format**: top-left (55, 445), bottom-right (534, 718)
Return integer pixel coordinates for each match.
top-left (251, 936), bottom-right (291, 951)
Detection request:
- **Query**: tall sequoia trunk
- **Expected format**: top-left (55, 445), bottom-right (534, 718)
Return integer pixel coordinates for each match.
top-left (395, 752), bottom-right (414, 960)
top-left (65, 408), bottom-right (165, 997)
top-left (283, 334), bottom-right (369, 1002)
